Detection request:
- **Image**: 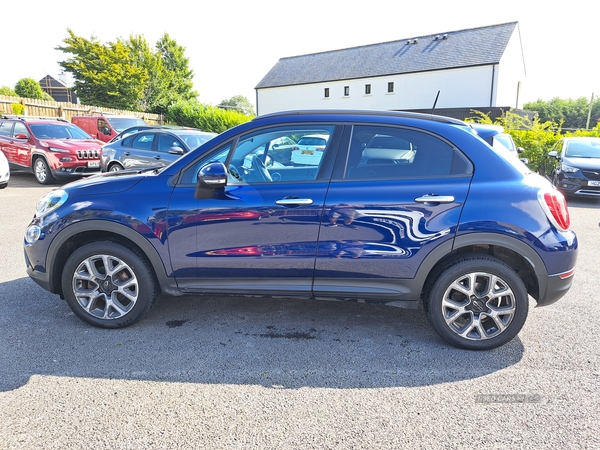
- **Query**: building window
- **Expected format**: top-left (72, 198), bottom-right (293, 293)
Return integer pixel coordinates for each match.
top-left (365, 84), bottom-right (371, 95)
top-left (387, 82), bottom-right (394, 93)
top-left (344, 86), bottom-right (350, 96)
top-left (324, 88), bottom-right (329, 98)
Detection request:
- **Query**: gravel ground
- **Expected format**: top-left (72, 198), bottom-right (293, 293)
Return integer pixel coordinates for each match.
top-left (0, 172), bottom-right (599, 449)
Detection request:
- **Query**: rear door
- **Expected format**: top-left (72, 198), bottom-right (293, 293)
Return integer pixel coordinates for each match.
top-left (313, 124), bottom-right (473, 301)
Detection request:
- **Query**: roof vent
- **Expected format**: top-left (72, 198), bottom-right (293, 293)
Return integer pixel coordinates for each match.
top-left (406, 38), bottom-right (419, 45)
top-left (434, 35), bottom-right (441, 40)
top-left (442, 34), bottom-right (449, 39)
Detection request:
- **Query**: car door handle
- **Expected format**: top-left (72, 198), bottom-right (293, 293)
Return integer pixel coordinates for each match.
top-left (275, 197), bottom-right (314, 206)
top-left (124, 152), bottom-right (130, 156)
top-left (414, 195), bottom-right (455, 204)
top-left (154, 156), bottom-right (161, 159)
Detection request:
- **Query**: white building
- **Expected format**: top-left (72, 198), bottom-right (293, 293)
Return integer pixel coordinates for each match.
top-left (255, 22), bottom-right (526, 117)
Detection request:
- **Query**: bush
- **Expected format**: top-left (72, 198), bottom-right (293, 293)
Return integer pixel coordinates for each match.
top-left (11, 103), bottom-right (25, 115)
top-left (0, 86), bottom-right (17, 96)
top-left (467, 110), bottom-right (600, 175)
top-left (165, 100), bottom-right (252, 133)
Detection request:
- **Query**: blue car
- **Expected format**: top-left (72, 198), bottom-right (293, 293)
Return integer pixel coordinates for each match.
top-left (24, 110), bottom-right (577, 350)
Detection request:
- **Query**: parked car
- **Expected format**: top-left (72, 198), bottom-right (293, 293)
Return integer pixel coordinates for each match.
top-left (72, 115), bottom-right (147, 143)
top-left (24, 110), bottom-right (577, 350)
top-left (0, 150), bottom-right (9, 188)
top-left (0, 115), bottom-right (103, 184)
top-left (100, 128), bottom-right (217, 172)
top-left (291, 134), bottom-right (329, 165)
top-left (548, 137), bottom-right (600, 198)
top-left (471, 124), bottom-right (528, 163)
top-left (106, 125), bottom-right (193, 144)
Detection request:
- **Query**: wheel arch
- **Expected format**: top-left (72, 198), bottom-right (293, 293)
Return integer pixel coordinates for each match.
top-left (46, 220), bottom-right (180, 298)
top-left (415, 233), bottom-right (546, 303)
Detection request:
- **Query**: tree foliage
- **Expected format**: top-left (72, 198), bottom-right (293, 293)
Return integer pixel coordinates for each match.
top-left (524, 97), bottom-right (600, 130)
top-left (14, 78), bottom-right (53, 100)
top-left (57, 29), bottom-right (197, 113)
top-left (0, 86), bottom-right (17, 96)
top-left (217, 95), bottom-right (255, 116)
top-left (165, 100), bottom-right (251, 133)
top-left (468, 110), bottom-right (600, 174)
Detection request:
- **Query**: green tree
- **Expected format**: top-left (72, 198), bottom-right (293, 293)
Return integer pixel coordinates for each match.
top-left (524, 97), bottom-right (600, 130)
top-left (57, 30), bottom-right (197, 113)
top-left (57, 29), bottom-right (148, 109)
top-left (14, 78), bottom-right (52, 100)
top-left (218, 95), bottom-right (255, 116)
top-left (153, 33), bottom-right (198, 113)
top-left (0, 86), bottom-right (17, 96)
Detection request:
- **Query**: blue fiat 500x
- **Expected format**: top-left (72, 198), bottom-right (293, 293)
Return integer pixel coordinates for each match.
top-left (24, 110), bottom-right (577, 350)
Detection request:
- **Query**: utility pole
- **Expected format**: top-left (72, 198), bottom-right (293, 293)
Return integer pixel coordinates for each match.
top-left (586, 92), bottom-right (594, 130)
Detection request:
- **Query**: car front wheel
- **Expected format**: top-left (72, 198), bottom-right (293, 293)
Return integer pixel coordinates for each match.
top-left (424, 255), bottom-right (529, 350)
top-left (33, 157), bottom-right (55, 185)
top-left (61, 241), bottom-right (158, 328)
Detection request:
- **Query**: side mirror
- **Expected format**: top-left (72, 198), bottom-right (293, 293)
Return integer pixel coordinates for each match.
top-left (548, 151), bottom-right (559, 159)
top-left (168, 147), bottom-right (185, 155)
top-left (195, 162), bottom-right (227, 199)
top-left (516, 147), bottom-right (525, 154)
top-left (14, 133), bottom-right (29, 140)
top-left (520, 158), bottom-right (529, 165)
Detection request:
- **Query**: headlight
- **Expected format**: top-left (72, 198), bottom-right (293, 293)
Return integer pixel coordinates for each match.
top-left (36, 189), bottom-right (68, 218)
top-left (561, 163), bottom-right (578, 173)
top-left (48, 147), bottom-right (70, 153)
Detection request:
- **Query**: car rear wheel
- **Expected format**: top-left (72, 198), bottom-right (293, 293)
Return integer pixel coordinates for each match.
top-left (424, 255), bottom-right (529, 350)
top-left (33, 157), bottom-right (55, 185)
top-left (61, 241), bottom-right (158, 328)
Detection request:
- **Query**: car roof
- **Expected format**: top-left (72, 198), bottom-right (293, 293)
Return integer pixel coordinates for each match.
top-left (256, 109), bottom-right (467, 126)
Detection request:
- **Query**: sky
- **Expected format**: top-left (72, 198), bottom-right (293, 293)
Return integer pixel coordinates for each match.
top-left (1, 0), bottom-right (598, 108)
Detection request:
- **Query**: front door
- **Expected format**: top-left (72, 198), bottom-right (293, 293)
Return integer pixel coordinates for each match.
top-left (167, 124), bottom-right (341, 296)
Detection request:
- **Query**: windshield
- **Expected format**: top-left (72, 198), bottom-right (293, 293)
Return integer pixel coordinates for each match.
top-left (106, 117), bottom-right (147, 132)
top-left (565, 139), bottom-right (600, 158)
top-left (30, 123), bottom-right (92, 139)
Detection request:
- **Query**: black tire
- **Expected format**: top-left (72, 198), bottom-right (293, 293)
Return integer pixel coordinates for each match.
top-left (424, 255), bottom-right (529, 350)
top-left (61, 241), bottom-right (158, 328)
top-left (33, 157), bottom-right (56, 185)
top-left (108, 163), bottom-right (123, 172)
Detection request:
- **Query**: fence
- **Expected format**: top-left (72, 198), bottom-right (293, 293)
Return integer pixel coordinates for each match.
top-left (0, 95), bottom-right (163, 124)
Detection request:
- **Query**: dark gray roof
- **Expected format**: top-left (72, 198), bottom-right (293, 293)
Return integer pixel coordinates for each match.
top-left (256, 22), bottom-right (518, 89)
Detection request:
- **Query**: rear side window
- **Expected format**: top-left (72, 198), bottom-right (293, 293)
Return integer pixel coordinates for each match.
top-left (343, 125), bottom-right (472, 180)
top-left (130, 133), bottom-right (155, 150)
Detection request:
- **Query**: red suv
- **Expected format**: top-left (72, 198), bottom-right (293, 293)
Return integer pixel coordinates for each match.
top-left (0, 116), bottom-right (103, 184)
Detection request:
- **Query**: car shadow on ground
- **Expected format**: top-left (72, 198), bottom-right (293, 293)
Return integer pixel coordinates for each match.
top-left (0, 277), bottom-right (525, 392)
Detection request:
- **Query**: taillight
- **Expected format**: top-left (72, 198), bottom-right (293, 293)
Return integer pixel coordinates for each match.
top-left (538, 189), bottom-right (570, 231)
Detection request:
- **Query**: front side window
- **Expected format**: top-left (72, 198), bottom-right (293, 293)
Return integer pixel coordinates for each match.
top-left (182, 125), bottom-right (336, 186)
top-left (343, 125), bottom-right (471, 180)
top-left (13, 122), bottom-right (28, 137)
top-left (157, 134), bottom-right (183, 153)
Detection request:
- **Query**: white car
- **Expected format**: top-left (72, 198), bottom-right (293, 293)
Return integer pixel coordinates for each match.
top-left (291, 134), bottom-right (329, 165)
top-left (0, 151), bottom-right (10, 189)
